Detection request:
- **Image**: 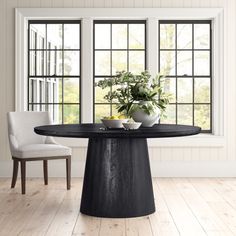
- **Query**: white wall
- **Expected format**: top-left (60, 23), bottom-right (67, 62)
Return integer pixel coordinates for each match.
top-left (0, 0), bottom-right (236, 177)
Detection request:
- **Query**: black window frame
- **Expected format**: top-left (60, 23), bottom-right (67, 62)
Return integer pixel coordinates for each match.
top-left (158, 20), bottom-right (212, 133)
top-left (93, 20), bottom-right (147, 122)
top-left (27, 20), bottom-right (82, 124)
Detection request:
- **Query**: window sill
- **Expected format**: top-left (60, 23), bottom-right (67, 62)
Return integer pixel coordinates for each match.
top-left (54, 133), bottom-right (225, 148)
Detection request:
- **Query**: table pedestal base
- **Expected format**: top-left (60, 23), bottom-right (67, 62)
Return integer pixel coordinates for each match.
top-left (80, 138), bottom-right (155, 218)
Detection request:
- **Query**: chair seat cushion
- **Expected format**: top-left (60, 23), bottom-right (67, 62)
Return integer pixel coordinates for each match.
top-left (13, 144), bottom-right (71, 159)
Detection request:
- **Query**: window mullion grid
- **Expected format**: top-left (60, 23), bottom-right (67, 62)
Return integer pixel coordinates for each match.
top-left (35, 32), bottom-right (37, 78)
top-left (192, 23), bottom-right (195, 127)
top-left (110, 23), bottom-right (113, 117)
top-left (62, 23), bottom-right (64, 124)
top-left (35, 32), bottom-right (40, 111)
top-left (93, 22), bottom-right (95, 121)
top-left (79, 22), bottom-right (81, 123)
top-left (144, 21), bottom-right (147, 70)
top-left (175, 23), bottom-right (178, 125)
top-left (27, 24), bottom-right (30, 111)
top-left (159, 20), bottom-right (212, 132)
top-left (127, 23), bottom-right (130, 112)
top-left (45, 24), bottom-right (48, 114)
top-left (157, 20), bottom-right (161, 124)
top-left (210, 22), bottom-right (213, 133)
top-left (28, 21), bottom-right (81, 124)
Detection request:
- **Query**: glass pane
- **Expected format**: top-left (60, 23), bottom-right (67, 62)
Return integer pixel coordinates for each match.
top-left (36, 51), bottom-right (45, 76)
top-left (64, 51), bottom-right (80, 76)
top-left (47, 50), bottom-right (62, 76)
top-left (45, 79), bottom-right (53, 103)
top-left (112, 51), bottom-right (127, 75)
top-left (47, 24), bottom-right (62, 49)
top-left (194, 78), bottom-right (210, 103)
top-left (110, 85), bottom-right (122, 103)
top-left (177, 24), bottom-right (192, 49)
top-left (162, 77), bottom-right (176, 103)
top-left (53, 79), bottom-right (60, 103)
top-left (37, 35), bottom-right (45, 50)
top-left (58, 104), bottom-right (63, 124)
top-left (56, 51), bottom-right (62, 76)
top-left (63, 105), bottom-right (80, 124)
top-left (160, 51), bottom-right (175, 76)
top-left (30, 24), bottom-right (46, 49)
top-left (177, 78), bottom-right (193, 103)
top-left (29, 79), bottom-right (38, 103)
top-left (95, 105), bottom-right (111, 123)
top-left (95, 24), bottom-right (111, 49)
top-left (177, 105), bottom-right (193, 125)
top-left (28, 79), bottom-right (33, 104)
top-left (48, 50), bottom-right (56, 75)
top-left (28, 104), bottom-right (39, 112)
top-left (52, 104), bottom-right (61, 124)
top-left (58, 78), bottom-right (80, 104)
top-left (39, 79), bottom-right (46, 103)
top-left (112, 104), bottom-right (120, 116)
top-left (58, 78), bottom-right (63, 103)
top-left (194, 105), bottom-right (210, 130)
top-left (30, 29), bottom-right (36, 49)
top-left (95, 78), bottom-right (111, 103)
top-left (161, 105), bottom-right (176, 124)
top-left (112, 24), bottom-right (127, 49)
top-left (64, 24), bottom-right (80, 49)
top-left (194, 24), bottom-right (210, 49)
top-left (194, 51), bottom-right (210, 76)
top-left (95, 51), bottom-right (111, 76)
top-left (30, 103), bottom-right (39, 112)
top-left (129, 51), bottom-right (145, 74)
top-left (64, 78), bottom-right (80, 103)
top-left (29, 51), bottom-right (36, 76)
top-left (160, 24), bottom-right (175, 49)
top-left (129, 24), bottom-right (145, 49)
top-left (177, 51), bottom-right (192, 76)
top-left (44, 104), bottom-right (61, 124)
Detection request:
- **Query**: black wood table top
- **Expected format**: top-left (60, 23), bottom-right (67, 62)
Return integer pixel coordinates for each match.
top-left (34, 123), bottom-right (201, 139)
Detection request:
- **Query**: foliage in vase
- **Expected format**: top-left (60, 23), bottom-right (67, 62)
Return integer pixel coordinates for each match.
top-left (95, 71), bottom-right (171, 117)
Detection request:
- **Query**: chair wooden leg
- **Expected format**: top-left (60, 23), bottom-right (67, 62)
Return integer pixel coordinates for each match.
top-left (66, 157), bottom-right (71, 190)
top-left (20, 160), bottom-right (26, 194)
top-left (11, 160), bottom-right (19, 188)
top-left (43, 160), bottom-right (48, 185)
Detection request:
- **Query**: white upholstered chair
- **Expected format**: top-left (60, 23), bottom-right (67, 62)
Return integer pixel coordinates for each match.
top-left (7, 111), bottom-right (71, 194)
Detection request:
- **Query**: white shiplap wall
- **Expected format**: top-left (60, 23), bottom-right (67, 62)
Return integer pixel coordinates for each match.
top-left (0, 0), bottom-right (235, 177)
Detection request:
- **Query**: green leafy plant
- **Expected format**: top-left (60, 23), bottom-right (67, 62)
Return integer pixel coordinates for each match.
top-left (96, 71), bottom-right (171, 117)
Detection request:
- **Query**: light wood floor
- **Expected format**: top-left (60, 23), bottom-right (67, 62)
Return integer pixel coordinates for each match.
top-left (0, 178), bottom-right (236, 236)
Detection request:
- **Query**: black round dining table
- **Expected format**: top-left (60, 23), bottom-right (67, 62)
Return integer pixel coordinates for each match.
top-left (34, 123), bottom-right (201, 218)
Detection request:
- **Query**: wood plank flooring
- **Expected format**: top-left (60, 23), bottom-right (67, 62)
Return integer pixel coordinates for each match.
top-left (0, 178), bottom-right (236, 236)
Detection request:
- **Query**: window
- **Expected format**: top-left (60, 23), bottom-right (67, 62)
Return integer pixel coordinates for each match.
top-left (159, 20), bottom-right (212, 132)
top-left (28, 20), bottom-right (81, 124)
top-left (93, 20), bottom-right (146, 122)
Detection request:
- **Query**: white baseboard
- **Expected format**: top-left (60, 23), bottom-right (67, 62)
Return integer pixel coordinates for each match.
top-left (1, 160), bottom-right (236, 177)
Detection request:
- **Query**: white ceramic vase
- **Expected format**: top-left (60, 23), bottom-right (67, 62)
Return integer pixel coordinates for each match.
top-left (131, 101), bottom-right (160, 127)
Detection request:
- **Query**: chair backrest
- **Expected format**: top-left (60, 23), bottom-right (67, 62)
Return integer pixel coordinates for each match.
top-left (7, 112), bottom-right (51, 149)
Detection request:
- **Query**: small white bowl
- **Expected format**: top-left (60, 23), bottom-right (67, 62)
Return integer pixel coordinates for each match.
top-left (101, 119), bottom-right (129, 128)
top-left (122, 122), bottom-right (142, 130)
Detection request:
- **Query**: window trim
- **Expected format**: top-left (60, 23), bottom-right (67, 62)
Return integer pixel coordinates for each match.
top-left (15, 8), bottom-right (225, 147)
